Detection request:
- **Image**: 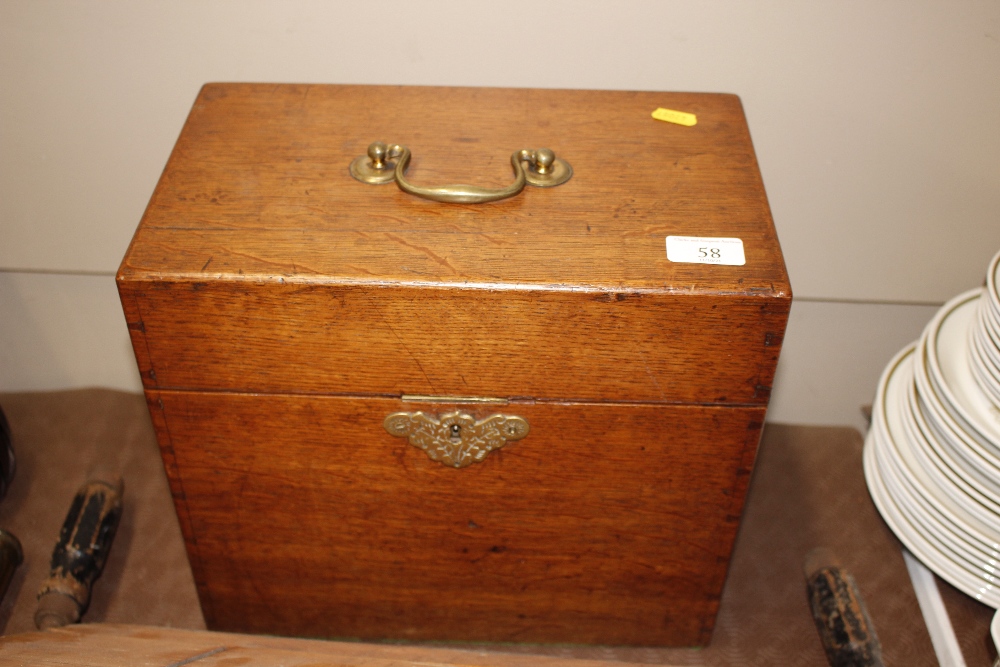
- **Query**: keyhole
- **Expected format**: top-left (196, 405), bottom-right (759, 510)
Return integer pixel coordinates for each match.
top-left (449, 424), bottom-right (462, 443)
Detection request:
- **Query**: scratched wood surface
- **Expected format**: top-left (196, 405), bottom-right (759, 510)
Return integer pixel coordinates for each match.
top-left (119, 283), bottom-right (786, 403)
top-left (148, 391), bottom-right (764, 646)
top-left (116, 84), bottom-right (789, 646)
top-left (0, 624), bottom-right (687, 667)
top-left (119, 85), bottom-right (787, 291)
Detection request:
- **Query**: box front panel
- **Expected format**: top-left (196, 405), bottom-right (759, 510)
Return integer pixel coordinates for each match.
top-left (150, 390), bottom-right (764, 646)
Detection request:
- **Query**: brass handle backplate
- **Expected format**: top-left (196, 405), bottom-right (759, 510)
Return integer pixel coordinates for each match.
top-left (350, 142), bottom-right (572, 204)
top-left (383, 411), bottom-right (529, 468)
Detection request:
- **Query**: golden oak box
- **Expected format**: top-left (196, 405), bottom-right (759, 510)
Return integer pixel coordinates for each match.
top-left (117, 84), bottom-right (790, 646)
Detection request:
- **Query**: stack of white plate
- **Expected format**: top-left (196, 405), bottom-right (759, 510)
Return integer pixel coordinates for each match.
top-left (864, 249), bottom-right (1000, 609)
top-left (971, 251), bottom-right (1000, 411)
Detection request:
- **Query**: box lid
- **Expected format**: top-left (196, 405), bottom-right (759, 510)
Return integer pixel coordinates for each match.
top-left (118, 84), bottom-right (790, 404)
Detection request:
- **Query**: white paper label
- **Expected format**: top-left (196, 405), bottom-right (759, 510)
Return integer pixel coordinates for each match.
top-left (666, 236), bottom-right (745, 266)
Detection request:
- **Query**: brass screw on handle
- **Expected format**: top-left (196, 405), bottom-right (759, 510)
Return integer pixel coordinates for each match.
top-left (367, 142), bottom-right (392, 172)
top-left (533, 147), bottom-right (555, 174)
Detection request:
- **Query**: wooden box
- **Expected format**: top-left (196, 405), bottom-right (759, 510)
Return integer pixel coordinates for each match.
top-left (117, 84), bottom-right (790, 647)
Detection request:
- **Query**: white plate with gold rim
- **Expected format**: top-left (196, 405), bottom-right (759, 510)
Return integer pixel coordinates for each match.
top-left (914, 367), bottom-right (1000, 499)
top-left (865, 431), bottom-right (1000, 607)
top-left (909, 376), bottom-right (1000, 509)
top-left (970, 309), bottom-right (1000, 405)
top-left (902, 372), bottom-right (1000, 536)
top-left (904, 386), bottom-right (1000, 536)
top-left (879, 347), bottom-right (1000, 543)
top-left (874, 425), bottom-right (1000, 570)
top-left (916, 309), bottom-right (1000, 470)
top-left (973, 296), bottom-right (1000, 361)
top-left (977, 295), bottom-right (1000, 353)
top-left (925, 289), bottom-right (1000, 451)
top-left (970, 332), bottom-right (1000, 410)
top-left (876, 372), bottom-right (1000, 585)
top-left (987, 248), bottom-right (1000, 314)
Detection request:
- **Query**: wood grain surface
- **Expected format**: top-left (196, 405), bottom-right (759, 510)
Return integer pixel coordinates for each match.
top-left (118, 84), bottom-right (790, 405)
top-left (120, 281), bottom-right (787, 403)
top-left (116, 84), bottom-right (790, 646)
top-left (0, 623), bottom-right (685, 667)
top-left (148, 391), bottom-right (765, 646)
top-left (118, 85), bottom-right (788, 292)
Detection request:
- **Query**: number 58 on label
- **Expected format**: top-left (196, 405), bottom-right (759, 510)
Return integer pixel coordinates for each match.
top-left (666, 236), bottom-right (746, 266)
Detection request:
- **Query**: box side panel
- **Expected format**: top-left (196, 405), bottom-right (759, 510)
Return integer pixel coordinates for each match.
top-left (121, 281), bottom-right (217, 616)
top-left (697, 411), bottom-right (766, 639)
top-left (156, 390), bottom-right (767, 646)
top-left (117, 282), bottom-right (157, 389)
top-left (123, 281), bottom-right (789, 405)
top-left (140, 390), bottom-right (216, 625)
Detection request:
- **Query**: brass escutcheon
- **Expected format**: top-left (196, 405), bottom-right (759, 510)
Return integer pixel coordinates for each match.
top-left (350, 142), bottom-right (572, 204)
top-left (383, 411), bottom-right (529, 468)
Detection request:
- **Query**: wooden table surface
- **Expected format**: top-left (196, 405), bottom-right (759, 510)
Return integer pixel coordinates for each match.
top-left (0, 623), bottom-right (679, 667)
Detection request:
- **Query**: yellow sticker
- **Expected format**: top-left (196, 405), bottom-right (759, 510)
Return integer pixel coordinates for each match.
top-left (652, 108), bottom-right (697, 127)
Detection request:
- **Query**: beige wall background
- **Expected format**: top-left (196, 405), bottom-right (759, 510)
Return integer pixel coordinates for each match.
top-left (2, 1), bottom-right (998, 430)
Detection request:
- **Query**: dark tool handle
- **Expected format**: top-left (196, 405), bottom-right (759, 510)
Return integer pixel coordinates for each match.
top-left (0, 529), bottom-right (22, 603)
top-left (806, 555), bottom-right (885, 667)
top-left (0, 406), bottom-right (16, 500)
top-left (35, 479), bottom-right (123, 629)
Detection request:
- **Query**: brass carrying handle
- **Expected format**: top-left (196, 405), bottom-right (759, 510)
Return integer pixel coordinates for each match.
top-left (350, 142), bottom-right (572, 204)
